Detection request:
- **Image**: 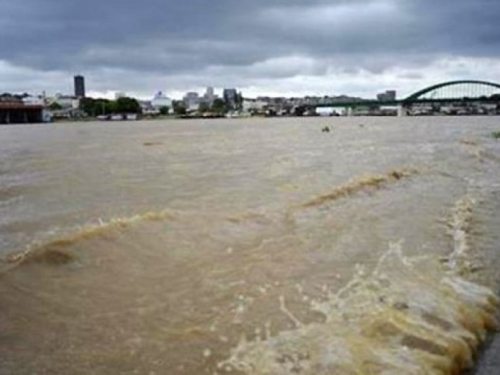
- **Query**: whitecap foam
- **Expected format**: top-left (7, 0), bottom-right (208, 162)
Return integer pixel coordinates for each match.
top-left (218, 243), bottom-right (498, 375)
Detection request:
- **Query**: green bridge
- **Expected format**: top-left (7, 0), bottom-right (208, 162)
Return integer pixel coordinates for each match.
top-left (313, 80), bottom-right (500, 115)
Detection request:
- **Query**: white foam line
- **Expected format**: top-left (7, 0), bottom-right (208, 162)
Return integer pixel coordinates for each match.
top-left (279, 295), bottom-right (303, 328)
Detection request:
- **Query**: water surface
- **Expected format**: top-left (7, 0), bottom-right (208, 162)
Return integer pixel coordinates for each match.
top-left (1, 117), bottom-right (500, 374)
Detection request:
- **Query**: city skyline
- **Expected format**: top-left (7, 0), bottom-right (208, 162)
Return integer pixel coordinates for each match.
top-left (13, 80), bottom-right (381, 103)
top-left (1, 1), bottom-right (500, 99)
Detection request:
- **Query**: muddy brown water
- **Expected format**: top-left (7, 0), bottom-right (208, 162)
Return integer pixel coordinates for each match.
top-left (1, 117), bottom-right (500, 374)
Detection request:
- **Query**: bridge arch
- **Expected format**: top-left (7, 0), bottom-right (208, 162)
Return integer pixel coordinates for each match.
top-left (403, 80), bottom-right (500, 103)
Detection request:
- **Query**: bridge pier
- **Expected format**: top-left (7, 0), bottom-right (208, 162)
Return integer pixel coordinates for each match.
top-left (397, 105), bottom-right (408, 117)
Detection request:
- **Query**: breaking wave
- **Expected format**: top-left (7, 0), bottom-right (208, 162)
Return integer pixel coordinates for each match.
top-left (3, 209), bottom-right (176, 266)
top-left (3, 167), bottom-right (420, 268)
top-left (217, 196), bottom-right (498, 375)
top-left (218, 242), bottom-right (498, 375)
top-left (299, 168), bottom-right (419, 209)
top-left (1, 169), bottom-right (498, 375)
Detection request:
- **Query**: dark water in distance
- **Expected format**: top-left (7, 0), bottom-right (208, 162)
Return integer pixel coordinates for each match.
top-left (1, 117), bottom-right (500, 374)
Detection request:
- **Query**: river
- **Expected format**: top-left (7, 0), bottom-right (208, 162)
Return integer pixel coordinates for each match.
top-left (1, 117), bottom-right (500, 374)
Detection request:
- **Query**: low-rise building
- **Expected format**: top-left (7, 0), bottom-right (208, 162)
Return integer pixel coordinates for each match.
top-left (151, 92), bottom-right (172, 111)
top-left (140, 101), bottom-right (159, 115)
top-left (22, 95), bottom-right (45, 106)
top-left (0, 94), bottom-right (44, 124)
top-left (50, 94), bottom-right (80, 109)
top-left (242, 99), bottom-right (267, 114)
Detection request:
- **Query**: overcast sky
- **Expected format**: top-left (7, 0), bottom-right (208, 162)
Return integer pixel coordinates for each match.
top-left (1, 0), bottom-right (499, 99)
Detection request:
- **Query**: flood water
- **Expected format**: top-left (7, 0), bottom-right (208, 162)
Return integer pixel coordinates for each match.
top-left (1, 117), bottom-right (500, 375)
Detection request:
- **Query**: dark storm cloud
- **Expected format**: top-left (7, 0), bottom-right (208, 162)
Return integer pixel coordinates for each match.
top-left (1, 0), bottom-right (500, 94)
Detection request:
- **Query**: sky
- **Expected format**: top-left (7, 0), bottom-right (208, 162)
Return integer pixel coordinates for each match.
top-left (1, 0), bottom-right (500, 100)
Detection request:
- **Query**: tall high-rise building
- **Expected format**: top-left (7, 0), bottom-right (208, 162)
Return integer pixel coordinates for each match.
top-left (74, 75), bottom-right (86, 98)
top-left (204, 87), bottom-right (215, 103)
top-left (223, 88), bottom-right (238, 105)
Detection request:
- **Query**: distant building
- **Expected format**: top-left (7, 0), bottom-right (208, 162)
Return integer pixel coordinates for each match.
top-left (52, 93), bottom-right (80, 109)
top-left (139, 101), bottom-right (157, 115)
top-left (46, 93), bottom-right (80, 109)
top-left (0, 94), bottom-right (44, 124)
top-left (22, 95), bottom-right (45, 106)
top-left (242, 99), bottom-right (267, 114)
top-left (223, 88), bottom-right (238, 106)
top-left (74, 75), bottom-right (86, 98)
top-left (0, 93), bottom-right (23, 104)
top-left (183, 92), bottom-right (200, 110)
top-left (203, 87), bottom-right (215, 104)
top-left (377, 90), bottom-right (397, 102)
top-left (151, 91), bottom-right (172, 110)
top-left (115, 92), bottom-right (126, 100)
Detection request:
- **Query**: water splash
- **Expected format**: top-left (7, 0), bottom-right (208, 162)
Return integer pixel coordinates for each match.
top-left (218, 243), bottom-right (498, 375)
top-left (444, 197), bottom-right (481, 274)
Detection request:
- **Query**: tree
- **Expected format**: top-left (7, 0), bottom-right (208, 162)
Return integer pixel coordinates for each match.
top-left (80, 98), bottom-right (108, 116)
top-left (115, 97), bottom-right (141, 114)
top-left (96, 99), bottom-right (112, 115)
top-left (198, 101), bottom-right (211, 114)
top-left (235, 93), bottom-right (244, 110)
top-left (159, 106), bottom-right (170, 115)
top-left (211, 98), bottom-right (227, 114)
top-left (49, 102), bottom-right (63, 111)
top-left (80, 98), bottom-right (97, 116)
top-left (79, 96), bottom-right (142, 117)
top-left (173, 101), bottom-right (187, 115)
top-left (293, 105), bottom-right (306, 116)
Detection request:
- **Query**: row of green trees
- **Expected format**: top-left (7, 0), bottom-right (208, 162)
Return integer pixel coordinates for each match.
top-left (78, 94), bottom-right (245, 117)
top-left (80, 97), bottom-right (142, 116)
